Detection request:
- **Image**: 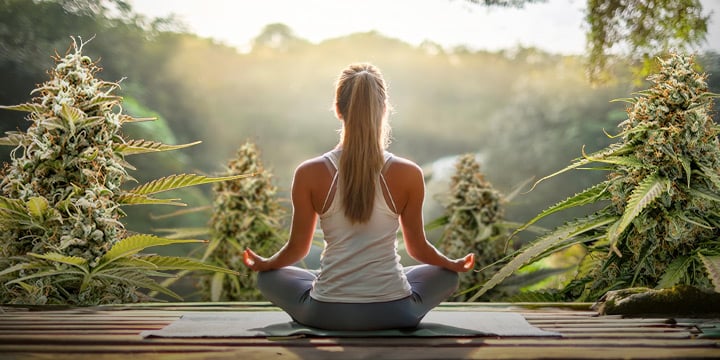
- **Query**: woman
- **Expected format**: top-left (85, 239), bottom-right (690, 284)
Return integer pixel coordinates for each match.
top-left (243, 63), bottom-right (474, 330)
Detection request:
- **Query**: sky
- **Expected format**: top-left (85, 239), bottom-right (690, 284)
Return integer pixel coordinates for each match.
top-left (128, 0), bottom-right (720, 55)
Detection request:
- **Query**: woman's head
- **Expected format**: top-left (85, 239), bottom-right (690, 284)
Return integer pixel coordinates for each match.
top-left (333, 63), bottom-right (392, 223)
top-left (334, 63), bottom-right (391, 149)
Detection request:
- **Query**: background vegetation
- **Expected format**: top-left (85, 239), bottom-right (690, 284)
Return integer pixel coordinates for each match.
top-left (1, 0), bottom-right (718, 300)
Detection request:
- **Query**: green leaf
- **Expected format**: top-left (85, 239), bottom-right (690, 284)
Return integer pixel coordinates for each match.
top-left (0, 196), bottom-right (31, 224)
top-left (134, 255), bottom-right (239, 275)
top-left (679, 156), bottom-right (692, 187)
top-left (116, 193), bottom-right (185, 206)
top-left (699, 254), bottom-right (720, 293)
top-left (657, 256), bottom-right (691, 288)
top-left (468, 215), bottom-right (617, 301)
top-left (698, 164), bottom-right (720, 191)
top-left (128, 174), bottom-right (253, 196)
top-left (5, 268), bottom-right (85, 286)
top-left (26, 196), bottom-right (49, 219)
top-left (97, 234), bottom-right (206, 270)
top-left (512, 181), bottom-right (611, 237)
top-left (0, 262), bottom-right (41, 278)
top-left (608, 174), bottom-right (670, 255)
top-left (424, 215), bottom-right (449, 232)
top-left (153, 227), bottom-right (211, 240)
top-left (28, 252), bottom-right (88, 273)
top-left (96, 270), bottom-right (183, 301)
top-left (584, 155), bottom-right (644, 168)
top-left (0, 132), bottom-right (23, 146)
top-left (609, 97), bottom-right (638, 104)
top-left (527, 144), bottom-right (632, 192)
top-left (60, 103), bottom-right (83, 123)
top-left (211, 272), bottom-right (225, 302)
top-left (0, 103), bottom-right (45, 113)
top-left (115, 139), bottom-right (201, 156)
top-left (689, 186), bottom-right (720, 203)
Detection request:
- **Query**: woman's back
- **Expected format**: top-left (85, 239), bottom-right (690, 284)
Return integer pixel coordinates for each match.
top-left (311, 149), bottom-right (412, 302)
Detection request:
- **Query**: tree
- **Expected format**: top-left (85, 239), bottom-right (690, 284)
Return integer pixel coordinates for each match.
top-left (463, 0), bottom-right (711, 83)
top-left (586, 0), bottom-right (709, 82)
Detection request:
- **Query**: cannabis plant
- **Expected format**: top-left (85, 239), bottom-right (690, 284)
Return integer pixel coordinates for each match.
top-left (156, 141), bottom-right (286, 301)
top-left (434, 154), bottom-right (508, 300)
top-left (470, 53), bottom-right (720, 302)
top-left (199, 141), bottom-right (286, 301)
top-left (0, 38), bottom-right (243, 305)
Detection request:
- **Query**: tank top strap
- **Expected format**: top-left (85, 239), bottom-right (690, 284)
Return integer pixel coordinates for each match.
top-left (380, 152), bottom-right (398, 213)
top-left (320, 151), bottom-right (340, 214)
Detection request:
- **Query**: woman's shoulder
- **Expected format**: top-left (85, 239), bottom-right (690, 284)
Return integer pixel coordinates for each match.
top-left (295, 155), bottom-right (331, 175)
top-left (384, 154), bottom-right (423, 183)
top-left (386, 155), bottom-right (422, 173)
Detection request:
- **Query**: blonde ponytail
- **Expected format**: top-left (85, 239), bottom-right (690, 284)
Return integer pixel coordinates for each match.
top-left (334, 63), bottom-right (390, 223)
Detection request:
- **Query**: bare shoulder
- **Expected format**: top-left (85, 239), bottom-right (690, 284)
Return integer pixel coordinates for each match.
top-left (295, 156), bottom-right (330, 176)
top-left (386, 155), bottom-right (423, 178)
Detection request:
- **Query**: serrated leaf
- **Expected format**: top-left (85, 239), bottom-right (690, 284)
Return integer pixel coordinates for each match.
top-left (699, 254), bottom-right (720, 292)
top-left (527, 144), bottom-right (633, 192)
top-left (584, 155), bottom-right (644, 168)
top-left (512, 182), bottom-right (611, 237)
top-left (698, 164), bottom-right (720, 191)
top-left (118, 114), bottom-right (156, 123)
top-left (609, 97), bottom-right (638, 104)
top-left (679, 156), bottom-right (692, 187)
top-left (0, 103), bottom-right (45, 113)
top-left (5, 268), bottom-right (85, 286)
top-left (0, 262), bottom-right (41, 278)
top-left (134, 255), bottom-right (239, 275)
top-left (60, 103), bottom-right (84, 124)
top-left (657, 256), bottom-right (691, 288)
top-left (116, 193), bottom-right (185, 207)
top-left (97, 234), bottom-right (206, 270)
top-left (153, 227), bottom-right (211, 240)
top-left (128, 174), bottom-right (253, 196)
top-left (96, 270), bottom-right (182, 301)
top-left (28, 252), bottom-right (88, 272)
top-left (0, 132), bottom-right (23, 146)
top-left (74, 116), bottom-right (104, 129)
top-left (609, 174), bottom-right (670, 252)
top-left (26, 196), bottom-right (49, 219)
top-left (115, 139), bottom-right (201, 156)
top-left (0, 196), bottom-right (30, 217)
top-left (468, 215), bottom-right (617, 301)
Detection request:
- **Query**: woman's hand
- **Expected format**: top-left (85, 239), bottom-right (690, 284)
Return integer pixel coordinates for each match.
top-left (243, 248), bottom-right (270, 272)
top-left (450, 253), bottom-right (475, 273)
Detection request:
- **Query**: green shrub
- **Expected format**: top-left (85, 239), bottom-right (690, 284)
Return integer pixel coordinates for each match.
top-left (0, 38), bottom-right (242, 305)
top-left (471, 53), bottom-right (720, 302)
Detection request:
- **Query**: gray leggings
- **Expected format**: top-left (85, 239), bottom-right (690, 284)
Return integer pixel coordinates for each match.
top-left (257, 265), bottom-right (458, 330)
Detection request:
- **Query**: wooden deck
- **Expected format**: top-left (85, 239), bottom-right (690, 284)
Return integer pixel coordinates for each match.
top-left (0, 302), bottom-right (718, 359)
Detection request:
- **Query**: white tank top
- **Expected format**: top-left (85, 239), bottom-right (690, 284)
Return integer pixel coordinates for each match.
top-left (310, 149), bottom-right (413, 303)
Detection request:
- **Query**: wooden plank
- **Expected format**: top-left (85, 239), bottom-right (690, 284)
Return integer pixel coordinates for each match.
top-left (1, 345), bottom-right (719, 360)
top-left (1, 333), bottom-right (717, 348)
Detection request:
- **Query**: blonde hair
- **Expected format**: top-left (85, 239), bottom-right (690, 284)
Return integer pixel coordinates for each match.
top-left (334, 63), bottom-right (391, 223)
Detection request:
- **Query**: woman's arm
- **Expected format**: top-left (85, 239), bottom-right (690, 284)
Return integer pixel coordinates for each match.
top-left (392, 160), bottom-right (474, 273)
top-left (243, 161), bottom-right (318, 272)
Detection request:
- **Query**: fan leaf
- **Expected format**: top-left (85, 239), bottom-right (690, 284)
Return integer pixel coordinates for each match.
top-left (699, 254), bottom-right (720, 292)
top-left (468, 214), bottom-right (617, 301)
top-left (608, 174), bottom-right (670, 253)
top-left (115, 139), bottom-right (201, 156)
top-left (512, 181), bottom-right (611, 237)
top-left (97, 234), bottom-right (206, 270)
top-left (128, 174), bottom-right (253, 196)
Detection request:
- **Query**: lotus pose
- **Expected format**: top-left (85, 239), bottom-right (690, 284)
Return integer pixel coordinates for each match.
top-left (243, 63), bottom-right (474, 330)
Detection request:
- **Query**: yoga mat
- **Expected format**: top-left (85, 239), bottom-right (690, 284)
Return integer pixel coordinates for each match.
top-left (141, 311), bottom-right (561, 338)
